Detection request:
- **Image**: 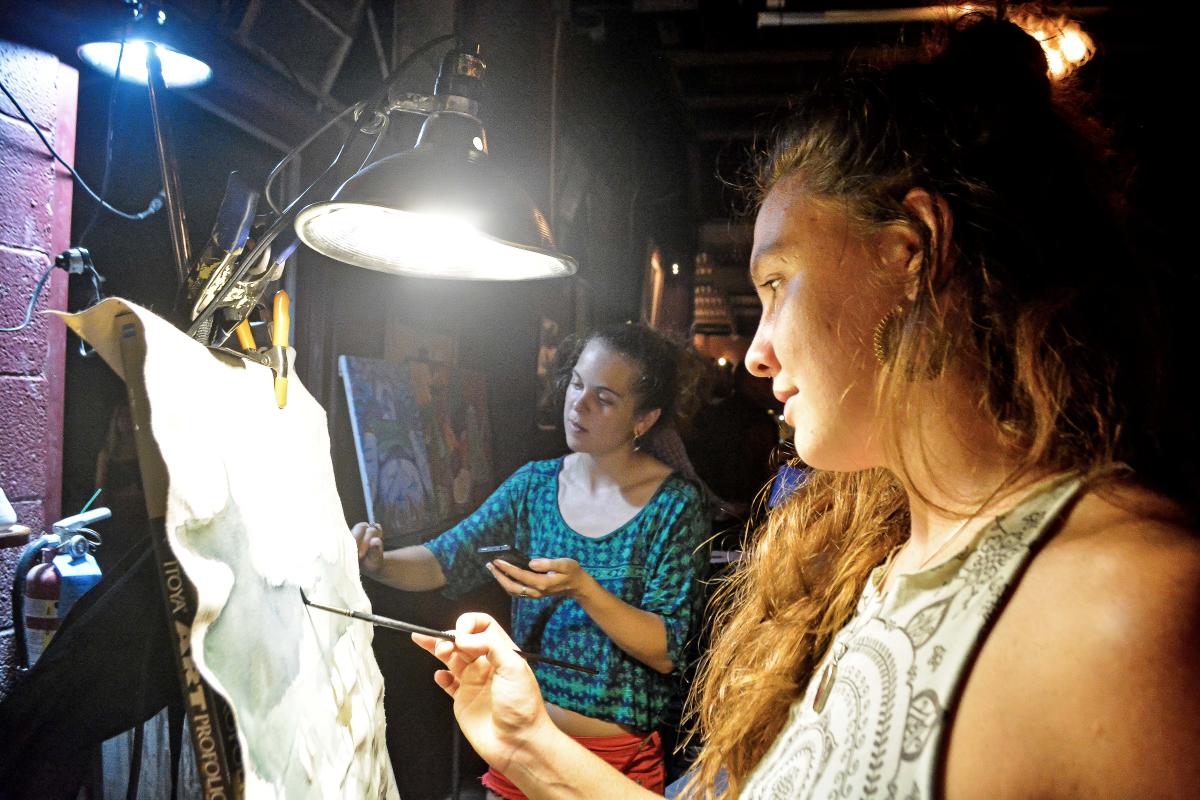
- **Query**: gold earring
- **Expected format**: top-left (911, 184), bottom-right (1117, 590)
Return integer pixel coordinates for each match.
top-left (632, 430), bottom-right (642, 450)
top-left (872, 306), bottom-right (903, 365)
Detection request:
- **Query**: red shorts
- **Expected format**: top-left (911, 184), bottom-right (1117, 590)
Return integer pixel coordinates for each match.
top-left (481, 730), bottom-right (665, 799)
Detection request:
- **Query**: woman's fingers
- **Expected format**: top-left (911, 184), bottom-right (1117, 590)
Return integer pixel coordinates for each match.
top-left (411, 632), bottom-right (478, 677)
top-left (349, 522), bottom-right (371, 558)
top-left (350, 522), bottom-right (385, 569)
top-left (452, 612), bottom-right (521, 655)
top-left (487, 561), bottom-right (543, 598)
top-left (411, 631), bottom-right (441, 655)
top-left (412, 614), bottom-right (518, 660)
top-left (491, 558), bottom-right (581, 597)
top-left (531, 557), bottom-right (575, 575)
top-left (411, 632), bottom-right (458, 662)
top-left (491, 559), bottom-right (541, 582)
top-left (365, 539), bottom-right (384, 570)
top-left (433, 669), bottom-right (458, 695)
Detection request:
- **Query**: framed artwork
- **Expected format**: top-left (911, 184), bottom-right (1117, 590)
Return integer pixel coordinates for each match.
top-left (339, 355), bottom-right (438, 546)
top-left (535, 316), bottom-right (564, 431)
top-left (405, 358), bottom-right (454, 521)
top-left (407, 361), bottom-right (496, 519)
top-left (383, 320), bottom-right (458, 366)
top-left (456, 369), bottom-right (495, 510)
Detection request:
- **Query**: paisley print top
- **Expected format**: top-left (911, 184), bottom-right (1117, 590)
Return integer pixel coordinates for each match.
top-left (426, 458), bottom-right (708, 730)
top-left (741, 474), bottom-right (1086, 799)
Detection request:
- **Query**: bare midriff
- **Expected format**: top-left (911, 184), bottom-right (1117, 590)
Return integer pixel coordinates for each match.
top-left (546, 702), bottom-right (641, 738)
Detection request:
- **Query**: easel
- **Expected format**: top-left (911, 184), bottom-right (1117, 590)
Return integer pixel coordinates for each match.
top-left (116, 310), bottom-right (245, 798)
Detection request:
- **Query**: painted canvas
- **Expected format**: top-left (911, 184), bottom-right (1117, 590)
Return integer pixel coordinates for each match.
top-left (403, 361), bottom-right (496, 520)
top-left (455, 369), bottom-right (495, 511)
top-left (404, 358), bottom-right (454, 521)
top-left (383, 321), bottom-right (458, 367)
top-left (534, 317), bottom-right (564, 432)
top-left (61, 299), bottom-right (399, 799)
top-left (339, 356), bottom-right (438, 545)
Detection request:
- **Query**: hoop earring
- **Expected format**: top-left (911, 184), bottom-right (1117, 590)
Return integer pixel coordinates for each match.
top-left (632, 431), bottom-right (643, 451)
top-left (872, 306), bottom-right (903, 365)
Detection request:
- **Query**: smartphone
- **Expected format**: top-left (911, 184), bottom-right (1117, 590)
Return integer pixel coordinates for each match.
top-left (477, 543), bottom-right (533, 569)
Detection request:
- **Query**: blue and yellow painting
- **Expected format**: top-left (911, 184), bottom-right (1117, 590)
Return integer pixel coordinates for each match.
top-left (339, 355), bottom-right (438, 546)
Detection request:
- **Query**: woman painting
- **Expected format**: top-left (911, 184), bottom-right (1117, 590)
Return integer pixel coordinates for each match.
top-left (411, 14), bottom-right (1200, 799)
top-left (353, 323), bottom-right (708, 796)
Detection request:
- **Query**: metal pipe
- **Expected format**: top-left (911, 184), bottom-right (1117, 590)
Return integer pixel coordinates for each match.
top-left (756, 4), bottom-right (1109, 27)
top-left (145, 42), bottom-right (192, 287)
top-left (757, 7), bottom-right (960, 27)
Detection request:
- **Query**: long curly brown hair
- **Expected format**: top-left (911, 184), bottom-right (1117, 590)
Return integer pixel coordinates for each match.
top-left (682, 13), bottom-right (1170, 797)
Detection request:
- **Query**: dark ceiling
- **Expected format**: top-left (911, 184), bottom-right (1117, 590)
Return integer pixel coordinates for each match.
top-left (0, 1), bottom-right (1170, 339)
top-left (584, 1), bottom-right (1156, 338)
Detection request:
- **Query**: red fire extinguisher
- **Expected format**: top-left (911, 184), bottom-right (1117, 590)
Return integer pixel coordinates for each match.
top-left (11, 507), bottom-right (109, 670)
top-left (23, 546), bottom-right (63, 666)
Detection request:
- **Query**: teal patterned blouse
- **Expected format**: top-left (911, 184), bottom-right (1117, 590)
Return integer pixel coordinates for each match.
top-left (424, 457), bottom-right (709, 730)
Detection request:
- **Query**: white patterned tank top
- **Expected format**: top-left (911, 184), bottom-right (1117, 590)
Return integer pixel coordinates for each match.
top-left (741, 473), bottom-right (1087, 800)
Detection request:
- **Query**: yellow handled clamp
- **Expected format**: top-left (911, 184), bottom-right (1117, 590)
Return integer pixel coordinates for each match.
top-left (271, 291), bottom-right (291, 409)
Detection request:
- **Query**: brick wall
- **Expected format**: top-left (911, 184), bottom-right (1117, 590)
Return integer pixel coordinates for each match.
top-left (0, 41), bottom-right (76, 698)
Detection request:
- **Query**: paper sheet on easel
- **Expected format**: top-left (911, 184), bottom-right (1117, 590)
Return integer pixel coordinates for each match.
top-left (60, 299), bottom-right (400, 799)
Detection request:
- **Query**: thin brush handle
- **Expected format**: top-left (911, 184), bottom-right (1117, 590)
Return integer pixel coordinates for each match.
top-left (302, 592), bottom-right (598, 675)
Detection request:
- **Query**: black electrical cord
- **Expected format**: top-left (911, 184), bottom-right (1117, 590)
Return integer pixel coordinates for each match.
top-left (186, 117), bottom-right (362, 344)
top-left (193, 33), bottom-right (462, 346)
top-left (355, 112), bottom-right (390, 173)
top-left (0, 78), bottom-right (163, 222)
top-left (79, 37), bottom-right (128, 245)
top-left (1, 251), bottom-right (107, 344)
top-left (0, 260), bottom-right (57, 333)
top-left (263, 102), bottom-right (361, 214)
top-left (261, 32), bottom-right (458, 213)
top-left (74, 262), bottom-right (106, 357)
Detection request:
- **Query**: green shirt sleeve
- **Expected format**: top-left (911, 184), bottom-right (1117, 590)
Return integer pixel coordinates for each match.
top-left (424, 463), bottom-right (533, 598)
top-left (640, 482), bottom-right (709, 669)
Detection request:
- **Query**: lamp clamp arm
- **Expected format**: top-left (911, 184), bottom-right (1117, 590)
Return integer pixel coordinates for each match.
top-left (381, 91), bottom-right (480, 121)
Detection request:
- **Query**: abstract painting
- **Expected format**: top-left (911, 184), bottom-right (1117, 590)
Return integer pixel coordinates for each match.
top-left (339, 355), bottom-right (438, 545)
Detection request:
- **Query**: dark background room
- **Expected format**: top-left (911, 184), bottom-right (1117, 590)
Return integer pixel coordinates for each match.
top-left (0, 1), bottom-right (1184, 798)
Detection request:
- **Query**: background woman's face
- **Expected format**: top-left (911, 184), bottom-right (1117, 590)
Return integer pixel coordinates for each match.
top-left (563, 340), bottom-right (648, 455)
top-left (744, 182), bottom-right (895, 471)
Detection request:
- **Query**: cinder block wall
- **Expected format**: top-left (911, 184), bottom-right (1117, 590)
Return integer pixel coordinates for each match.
top-left (0, 41), bottom-right (76, 697)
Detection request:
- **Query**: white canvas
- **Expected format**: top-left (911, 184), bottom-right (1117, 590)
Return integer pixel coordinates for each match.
top-left (61, 299), bottom-right (400, 799)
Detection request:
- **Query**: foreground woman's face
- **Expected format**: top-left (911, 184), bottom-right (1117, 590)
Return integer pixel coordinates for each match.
top-left (744, 182), bottom-right (895, 471)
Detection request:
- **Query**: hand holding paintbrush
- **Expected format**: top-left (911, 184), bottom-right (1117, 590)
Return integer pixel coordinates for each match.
top-left (300, 590), bottom-right (597, 675)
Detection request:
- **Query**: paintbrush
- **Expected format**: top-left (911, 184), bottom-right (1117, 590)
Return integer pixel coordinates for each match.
top-left (300, 589), bottom-right (598, 675)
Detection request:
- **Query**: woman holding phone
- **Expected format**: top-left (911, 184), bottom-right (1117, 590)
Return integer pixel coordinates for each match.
top-left (351, 322), bottom-right (709, 797)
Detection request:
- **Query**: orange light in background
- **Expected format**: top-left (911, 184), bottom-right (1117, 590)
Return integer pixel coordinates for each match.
top-left (1009, 11), bottom-right (1095, 79)
top-left (644, 246), bottom-right (665, 328)
top-left (693, 333), bottom-right (748, 366)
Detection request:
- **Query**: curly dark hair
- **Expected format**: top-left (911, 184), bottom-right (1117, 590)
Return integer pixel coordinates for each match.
top-left (553, 322), bottom-right (693, 434)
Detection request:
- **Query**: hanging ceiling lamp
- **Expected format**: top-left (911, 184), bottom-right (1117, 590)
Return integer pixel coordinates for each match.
top-left (294, 47), bottom-right (576, 281)
top-left (78, 2), bottom-right (211, 88)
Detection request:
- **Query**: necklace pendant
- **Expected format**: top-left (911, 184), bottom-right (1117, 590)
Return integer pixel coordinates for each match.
top-left (813, 661), bottom-right (836, 713)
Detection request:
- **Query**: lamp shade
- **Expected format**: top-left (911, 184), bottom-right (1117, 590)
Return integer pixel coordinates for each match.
top-left (78, 8), bottom-right (212, 89)
top-left (294, 114), bottom-right (576, 280)
top-left (78, 39), bottom-right (211, 88)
